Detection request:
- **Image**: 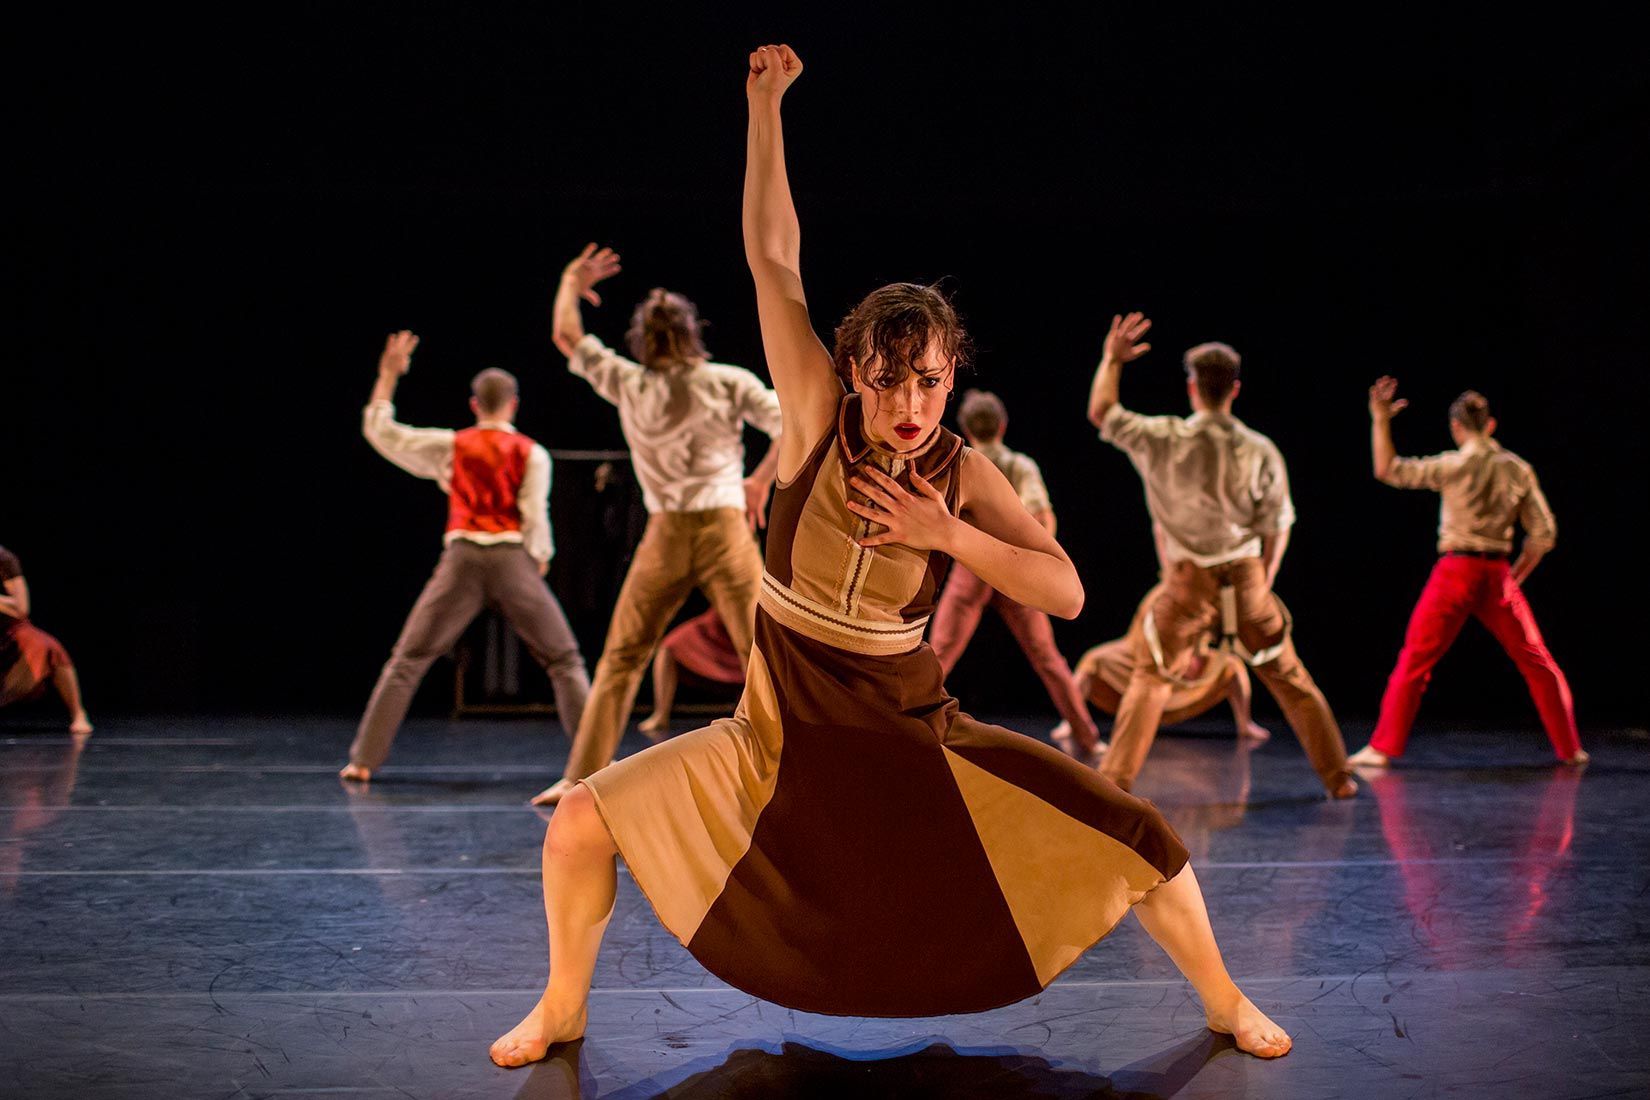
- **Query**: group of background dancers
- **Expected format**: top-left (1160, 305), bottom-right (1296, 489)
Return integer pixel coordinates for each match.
top-left (1, 41), bottom-right (1586, 1075)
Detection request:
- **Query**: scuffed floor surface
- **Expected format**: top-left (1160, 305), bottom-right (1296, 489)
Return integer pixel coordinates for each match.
top-left (1, 714), bottom-right (1646, 1098)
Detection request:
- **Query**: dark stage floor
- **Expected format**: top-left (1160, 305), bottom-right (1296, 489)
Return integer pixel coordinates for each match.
top-left (1, 713), bottom-right (1646, 1099)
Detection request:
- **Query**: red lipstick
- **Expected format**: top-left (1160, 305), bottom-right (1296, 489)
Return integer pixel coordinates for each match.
top-left (893, 423), bottom-right (921, 441)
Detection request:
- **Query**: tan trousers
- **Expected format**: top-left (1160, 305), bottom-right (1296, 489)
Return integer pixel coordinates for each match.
top-left (561, 508), bottom-right (762, 781)
top-left (1099, 557), bottom-right (1351, 794)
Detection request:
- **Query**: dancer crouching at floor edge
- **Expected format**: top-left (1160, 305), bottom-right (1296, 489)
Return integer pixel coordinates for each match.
top-left (490, 43), bottom-right (1290, 1069)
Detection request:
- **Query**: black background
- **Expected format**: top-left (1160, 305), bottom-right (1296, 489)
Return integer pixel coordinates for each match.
top-left (9, 4), bottom-right (1647, 727)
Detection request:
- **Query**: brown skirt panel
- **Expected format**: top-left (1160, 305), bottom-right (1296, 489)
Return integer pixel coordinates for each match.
top-left (598, 608), bottom-right (1190, 1018)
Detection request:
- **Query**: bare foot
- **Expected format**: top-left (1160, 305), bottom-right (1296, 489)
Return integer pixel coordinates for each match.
top-left (1206, 992), bottom-right (1292, 1059)
top-left (68, 713), bottom-right (93, 736)
top-left (638, 712), bottom-right (668, 741)
top-left (530, 778), bottom-right (578, 807)
top-left (1239, 721), bottom-right (1271, 742)
top-left (1050, 723), bottom-right (1105, 767)
top-left (338, 763), bottom-right (371, 783)
top-left (1346, 745), bottom-right (1389, 768)
top-left (1562, 749), bottom-right (1590, 767)
top-left (1328, 775), bottom-right (1358, 800)
top-left (489, 994), bottom-right (587, 1068)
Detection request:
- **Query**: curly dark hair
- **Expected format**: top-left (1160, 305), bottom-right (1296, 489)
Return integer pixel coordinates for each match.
top-left (626, 288), bottom-right (709, 370)
top-left (831, 282), bottom-right (972, 390)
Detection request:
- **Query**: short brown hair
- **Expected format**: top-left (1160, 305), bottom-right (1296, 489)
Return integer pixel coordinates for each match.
top-left (626, 288), bottom-right (708, 370)
top-left (831, 282), bottom-right (972, 391)
top-left (958, 389), bottom-right (1006, 440)
top-left (1183, 342), bottom-right (1241, 405)
top-left (471, 368), bottom-right (518, 415)
top-left (1449, 390), bottom-right (1491, 432)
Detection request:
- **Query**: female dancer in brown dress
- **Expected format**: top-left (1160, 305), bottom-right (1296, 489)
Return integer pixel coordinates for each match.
top-left (490, 43), bottom-right (1290, 1067)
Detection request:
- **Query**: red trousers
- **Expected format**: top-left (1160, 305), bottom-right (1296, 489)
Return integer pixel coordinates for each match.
top-left (1372, 555), bottom-right (1580, 760)
top-left (929, 566), bottom-right (1098, 744)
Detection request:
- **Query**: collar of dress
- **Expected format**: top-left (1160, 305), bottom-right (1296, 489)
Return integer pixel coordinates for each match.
top-left (836, 393), bottom-right (965, 479)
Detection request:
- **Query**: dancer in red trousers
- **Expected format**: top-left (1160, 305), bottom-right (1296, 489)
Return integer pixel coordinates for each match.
top-left (1347, 378), bottom-right (1586, 768)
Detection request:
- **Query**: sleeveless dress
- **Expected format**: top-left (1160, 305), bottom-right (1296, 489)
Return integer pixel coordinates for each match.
top-left (581, 395), bottom-right (1189, 1018)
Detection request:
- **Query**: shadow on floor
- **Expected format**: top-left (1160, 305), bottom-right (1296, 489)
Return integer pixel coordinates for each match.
top-left (514, 1031), bottom-right (1231, 1099)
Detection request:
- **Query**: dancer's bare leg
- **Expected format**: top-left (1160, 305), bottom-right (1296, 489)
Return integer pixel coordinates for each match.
top-left (1133, 863), bottom-right (1291, 1058)
top-left (1225, 663), bottom-right (1269, 742)
top-left (52, 665), bottom-right (92, 735)
top-left (339, 763), bottom-right (371, 782)
top-left (637, 648), bottom-right (677, 740)
top-left (491, 784), bottom-right (618, 1067)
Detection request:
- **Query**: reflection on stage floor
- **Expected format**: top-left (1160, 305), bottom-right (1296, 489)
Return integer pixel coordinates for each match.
top-left (1, 715), bottom-right (1645, 1098)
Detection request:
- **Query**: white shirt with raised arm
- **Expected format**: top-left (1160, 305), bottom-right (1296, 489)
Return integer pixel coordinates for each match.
top-left (1100, 404), bottom-right (1296, 567)
top-left (1381, 436), bottom-right (1555, 555)
top-left (569, 334), bottom-right (783, 514)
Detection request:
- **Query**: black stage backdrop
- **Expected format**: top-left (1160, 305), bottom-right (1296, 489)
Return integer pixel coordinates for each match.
top-left (8, 4), bottom-right (1647, 724)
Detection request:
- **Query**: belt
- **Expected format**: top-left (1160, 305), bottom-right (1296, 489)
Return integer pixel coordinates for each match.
top-left (1442, 549), bottom-right (1508, 560)
top-left (758, 571), bottom-right (928, 656)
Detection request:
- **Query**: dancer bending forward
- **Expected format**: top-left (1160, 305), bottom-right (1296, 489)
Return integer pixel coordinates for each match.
top-left (490, 45), bottom-right (1289, 1068)
top-left (1062, 581), bottom-right (1273, 744)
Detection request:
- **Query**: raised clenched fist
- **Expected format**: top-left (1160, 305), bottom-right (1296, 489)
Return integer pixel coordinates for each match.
top-left (747, 44), bottom-right (803, 101)
top-left (379, 330), bottom-right (420, 377)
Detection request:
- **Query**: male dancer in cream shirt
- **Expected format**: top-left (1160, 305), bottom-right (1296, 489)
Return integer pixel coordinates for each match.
top-left (1088, 312), bottom-right (1355, 798)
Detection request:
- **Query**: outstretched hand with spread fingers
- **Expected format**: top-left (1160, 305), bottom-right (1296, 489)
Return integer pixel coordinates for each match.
top-left (747, 43), bottom-right (803, 100)
top-left (562, 244), bottom-right (622, 307)
top-left (1369, 375), bottom-right (1408, 419)
top-left (847, 467), bottom-right (956, 552)
top-left (1103, 312), bottom-right (1153, 365)
top-left (379, 330), bottom-right (420, 377)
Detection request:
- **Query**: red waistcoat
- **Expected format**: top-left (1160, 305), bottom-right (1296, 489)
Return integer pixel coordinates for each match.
top-left (447, 427), bottom-right (535, 535)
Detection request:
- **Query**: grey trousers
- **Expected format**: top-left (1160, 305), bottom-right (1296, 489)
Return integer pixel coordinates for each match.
top-left (349, 541), bottom-right (590, 770)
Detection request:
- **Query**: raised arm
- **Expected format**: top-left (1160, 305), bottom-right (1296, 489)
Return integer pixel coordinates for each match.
top-left (1087, 312), bottom-right (1153, 427)
top-left (1368, 376), bottom-right (1409, 480)
top-left (361, 331), bottom-right (454, 484)
top-left (369, 329), bottom-right (418, 406)
top-left (744, 44), bottom-right (840, 477)
top-left (553, 245), bottom-right (623, 359)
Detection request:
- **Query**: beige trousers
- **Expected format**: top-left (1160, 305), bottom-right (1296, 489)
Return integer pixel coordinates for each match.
top-left (560, 508), bottom-right (762, 781)
top-left (1099, 557), bottom-right (1351, 794)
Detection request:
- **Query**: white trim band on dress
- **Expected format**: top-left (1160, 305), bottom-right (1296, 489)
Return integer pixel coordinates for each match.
top-left (758, 571), bottom-right (928, 656)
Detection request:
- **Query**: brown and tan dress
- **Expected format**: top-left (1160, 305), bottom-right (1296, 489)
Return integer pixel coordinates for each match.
top-left (581, 395), bottom-right (1189, 1018)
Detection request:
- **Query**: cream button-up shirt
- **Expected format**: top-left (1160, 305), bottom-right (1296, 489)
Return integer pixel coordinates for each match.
top-left (569, 335), bottom-right (783, 515)
top-left (1381, 436), bottom-right (1556, 555)
top-left (972, 439), bottom-right (1052, 516)
top-left (361, 402), bottom-right (554, 564)
top-left (1100, 404), bottom-right (1296, 567)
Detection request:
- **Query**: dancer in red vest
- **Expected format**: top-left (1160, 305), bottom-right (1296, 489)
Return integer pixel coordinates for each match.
top-left (340, 331), bottom-right (590, 783)
top-left (0, 545), bottom-right (92, 734)
top-left (1348, 378), bottom-right (1586, 768)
